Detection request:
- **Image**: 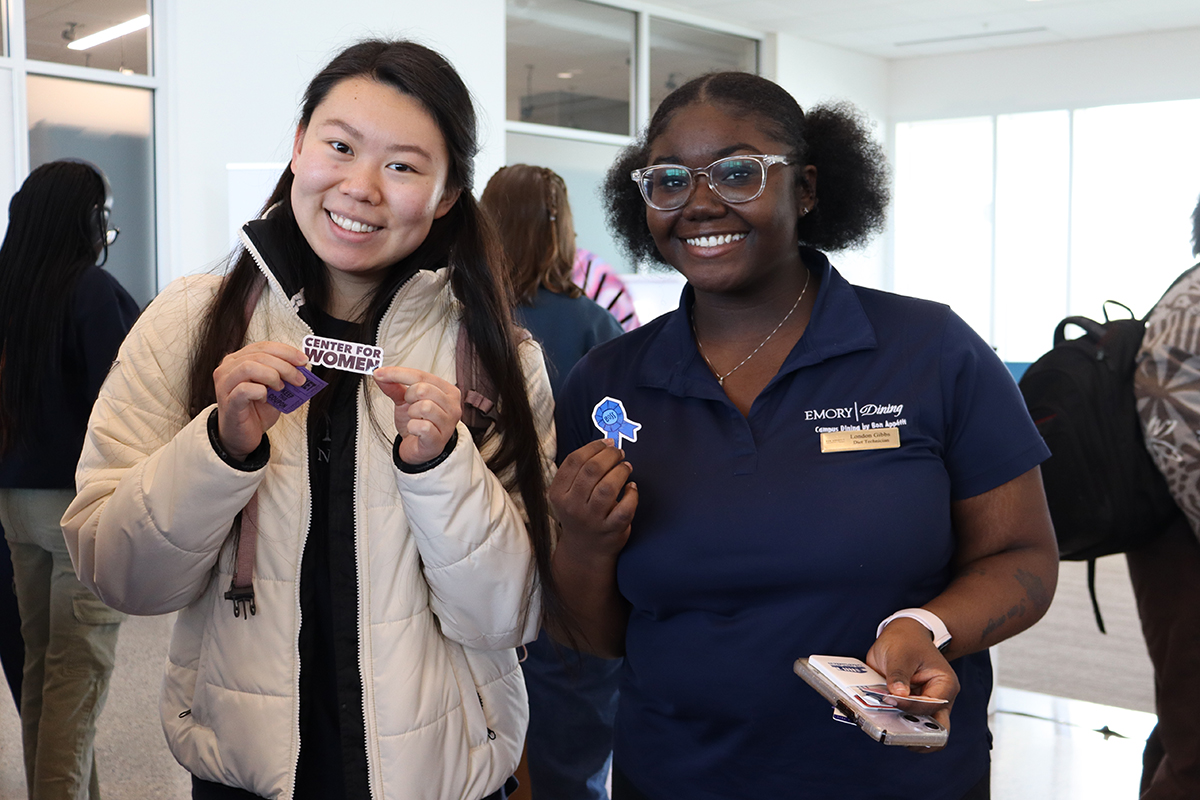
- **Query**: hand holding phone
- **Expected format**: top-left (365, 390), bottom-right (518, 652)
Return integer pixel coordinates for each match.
top-left (793, 655), bottom-right (949, 747)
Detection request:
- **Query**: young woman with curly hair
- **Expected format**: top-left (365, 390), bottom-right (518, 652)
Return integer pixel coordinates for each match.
top-left (549, 72), bottom-right (1058, 800)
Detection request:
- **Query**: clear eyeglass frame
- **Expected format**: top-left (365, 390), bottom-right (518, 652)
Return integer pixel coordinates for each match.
top-left (631, 154), bottom-right (792, 211)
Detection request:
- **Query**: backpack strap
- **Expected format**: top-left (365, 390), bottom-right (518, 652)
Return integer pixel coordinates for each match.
top-left (224, 494), bottom-right (258, 619)
top-left (456, 324), bottom-right (533, 444)
top-left (457, 325), bottom-right (497, 435)
top-left (223, 277), bottom-right (268, 620)
top-left (1085, 558), bottom-right (1105, 634)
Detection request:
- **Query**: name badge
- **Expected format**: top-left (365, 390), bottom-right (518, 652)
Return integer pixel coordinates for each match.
top-left (820, 428), bottom-right (900, 453)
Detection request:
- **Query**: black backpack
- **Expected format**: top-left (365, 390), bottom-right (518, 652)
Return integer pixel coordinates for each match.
top-left (1018, 300), bottom-right (1182, 632)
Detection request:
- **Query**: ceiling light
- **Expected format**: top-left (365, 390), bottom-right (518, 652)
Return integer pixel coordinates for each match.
top-left (896, 27), bottom-right (1047, 46)
top-left (557, 71), bottom-right (574, 79)
top-left (67, 14), bottom-right (150, 51)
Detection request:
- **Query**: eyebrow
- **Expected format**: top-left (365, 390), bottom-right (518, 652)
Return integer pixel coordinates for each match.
top-left (651, 144), bottom-right (759, 165)
top-left (322, 118), bottom-right (433, 159)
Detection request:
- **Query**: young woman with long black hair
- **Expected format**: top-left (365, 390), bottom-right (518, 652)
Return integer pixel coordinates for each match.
top-left (63, 40), bottom-right (555, 800)
top-left (0, 159), bottom-right (138, 799)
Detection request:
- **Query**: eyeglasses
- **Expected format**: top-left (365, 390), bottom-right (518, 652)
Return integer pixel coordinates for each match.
top-left (631, 154), bottom-right (792, 211)
top-left (105, 227), bottom-right (119, 246)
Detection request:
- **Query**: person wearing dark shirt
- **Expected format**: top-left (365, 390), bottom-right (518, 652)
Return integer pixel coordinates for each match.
top-left (0, 159), bottom-right (138, 800)
top-left (549, 73), bottom-right (1060, 800)
top-left (482, 165), bottom-right (624, 800)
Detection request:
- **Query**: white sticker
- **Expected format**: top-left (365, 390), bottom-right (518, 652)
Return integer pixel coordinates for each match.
top-left (302, 335), bottom-right (383, 374)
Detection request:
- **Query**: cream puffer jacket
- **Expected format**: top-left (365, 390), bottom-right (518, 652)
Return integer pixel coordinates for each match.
top-left (62, 234), bottom-right (553, 800)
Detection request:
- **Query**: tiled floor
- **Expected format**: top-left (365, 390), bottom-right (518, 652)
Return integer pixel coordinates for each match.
top-left (0, 669), bottom-right (1157, 798)
top-left (0, 603), bottom-right (1158, 799)
top-left (991, 687), bottom-right (1154, 799)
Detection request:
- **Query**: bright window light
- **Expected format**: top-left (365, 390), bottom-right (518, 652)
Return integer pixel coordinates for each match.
top-left (893, 117), bottom-right (995, 342)
top-left (67, 15), bottom-right (150, 51)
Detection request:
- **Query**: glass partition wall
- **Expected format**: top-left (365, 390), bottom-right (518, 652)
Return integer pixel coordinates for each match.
top-left (0, 0), bottom-right (160, 305)
top-left (505, 0), bottom-right (761, 277)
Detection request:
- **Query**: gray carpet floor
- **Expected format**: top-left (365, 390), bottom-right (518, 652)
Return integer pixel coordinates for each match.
top-left (0, 555), bottom-right (1155, 798)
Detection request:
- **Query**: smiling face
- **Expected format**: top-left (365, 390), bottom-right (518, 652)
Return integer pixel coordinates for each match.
top-left (644, 102), bottom-right (814, 299)
top-left (290, 76), bottom-right (460, 308)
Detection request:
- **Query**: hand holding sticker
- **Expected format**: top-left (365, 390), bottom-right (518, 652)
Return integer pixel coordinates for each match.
top-left (213, 341), bottom-right (311, 460)
top-left (373, 366), bottom-right (462, 465)
top-left (265, 365), bottom-right (327, 413)
top-left (592, 397), bottom-right (641, 448)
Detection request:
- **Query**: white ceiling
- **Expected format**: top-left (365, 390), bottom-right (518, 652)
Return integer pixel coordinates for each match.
top-left (654, 0), bottom-right (1200, 58)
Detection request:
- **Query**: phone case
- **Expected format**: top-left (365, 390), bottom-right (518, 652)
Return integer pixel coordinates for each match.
top-left (793, 656), bottom-right (949, 747)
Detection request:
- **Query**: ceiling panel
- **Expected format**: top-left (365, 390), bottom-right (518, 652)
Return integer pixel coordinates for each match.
top-left (654, 0), bottom-right (1200, 57)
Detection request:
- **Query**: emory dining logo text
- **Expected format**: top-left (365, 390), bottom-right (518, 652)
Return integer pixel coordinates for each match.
top-left (805, 402), bottom-right (907, 433)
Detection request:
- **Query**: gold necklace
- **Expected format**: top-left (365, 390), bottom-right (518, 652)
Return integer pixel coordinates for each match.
top-left (691, 269), bottom-right (812, 387)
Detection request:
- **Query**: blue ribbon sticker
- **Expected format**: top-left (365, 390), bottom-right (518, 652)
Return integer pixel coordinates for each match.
top-left (592, 397), bottom-right (641, 447)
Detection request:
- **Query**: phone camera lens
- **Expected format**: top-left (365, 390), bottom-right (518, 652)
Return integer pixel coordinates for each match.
top-left (902, 714), bottom-right (920, 722)
top-left (923, 721), bottom-right (941, 729)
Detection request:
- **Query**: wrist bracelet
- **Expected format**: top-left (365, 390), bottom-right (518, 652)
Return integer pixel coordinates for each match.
top-left (876, 607), bottom-right (952, 652)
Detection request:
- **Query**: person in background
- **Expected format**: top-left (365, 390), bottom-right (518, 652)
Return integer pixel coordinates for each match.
top-left (481, 164), bottom-right (623, 800)
top-left (550, 72), bottom-right (1059, 800)
top-left (1, 529), bottom-right (22, 708)
top-left (1130, 193), bottom-right (1200, 799)
top-left (0, 159), bottom-right (138, 800)
top-left (62, 40), bottom-right (555, 800)
top-left (573, 250), bottom-right (639, 333)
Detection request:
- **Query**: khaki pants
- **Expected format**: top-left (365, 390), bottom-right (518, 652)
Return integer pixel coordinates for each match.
top-left (0, 489), bottom-right (124, 800)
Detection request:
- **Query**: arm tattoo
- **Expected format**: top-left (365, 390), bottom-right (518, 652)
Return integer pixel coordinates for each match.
top-left (978, 569), bottom-right (1049, 643)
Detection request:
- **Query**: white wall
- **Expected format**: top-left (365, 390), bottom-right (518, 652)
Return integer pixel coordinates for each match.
top-left (768, 32), bottom-right (890, 289)
top-left (161, 0), bottom-right (506, 285)
top-left (890, 26), bottom-right (1200, 122)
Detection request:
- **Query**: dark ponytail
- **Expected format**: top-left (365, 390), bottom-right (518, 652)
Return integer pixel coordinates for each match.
top-left (185, 39), bottom-right (560, 629)
top-left (603, 71), bottom-right (890, 264)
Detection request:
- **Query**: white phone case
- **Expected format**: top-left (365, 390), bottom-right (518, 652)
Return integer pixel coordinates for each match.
top-left (793, 656), bottom-right (949, 747)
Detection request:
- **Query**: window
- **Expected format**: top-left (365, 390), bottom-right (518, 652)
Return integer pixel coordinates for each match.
top-left (894, 99), bottom-right (1200, 363)
top-left (27, 75), bottom-right (156, 306)
top-left (505, 0), bottom-right (762, 274)
top-left (648, 18), bottom-right (757, 114)
top-left (0, 0), bottom-right (163, 302)
top-left (893, 117), bottom-right (994, 340)
top-left (507, 0), bottom-right (635, 136)
top-left (26, 0), bottom-right (152, 75)
top-left (1071, 100), bottom-right (1200, 319)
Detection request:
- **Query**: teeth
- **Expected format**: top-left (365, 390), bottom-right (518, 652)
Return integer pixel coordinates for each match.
top-left (685, 233), bottom-right (745, 248)
top-left (329, 211), bottom-right (380, 233)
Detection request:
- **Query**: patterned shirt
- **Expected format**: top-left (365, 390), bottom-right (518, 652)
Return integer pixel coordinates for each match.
top-left (1135, 263), bottom-right (1200, 542)
top-left (572, 248), bottom-right (641, 332)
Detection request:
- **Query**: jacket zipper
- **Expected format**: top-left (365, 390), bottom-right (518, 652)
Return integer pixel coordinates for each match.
top-left (357, 284), bottom-right (411, 800)
top-left (239, 227), bottom-right (316, 800)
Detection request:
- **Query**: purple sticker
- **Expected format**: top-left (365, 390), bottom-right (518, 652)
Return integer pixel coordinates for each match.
top-left (265, 365), bottom-right (327, 414)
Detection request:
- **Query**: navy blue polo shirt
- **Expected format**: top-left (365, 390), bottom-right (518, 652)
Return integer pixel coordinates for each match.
top-left (555, 249), bottom-right (1049, 800)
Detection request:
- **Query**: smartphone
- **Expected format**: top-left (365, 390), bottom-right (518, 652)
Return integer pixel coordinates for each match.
top-left (793, 655), bottom-right (949, 747)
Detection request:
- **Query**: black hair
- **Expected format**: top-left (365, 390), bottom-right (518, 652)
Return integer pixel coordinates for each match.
top-left (1192, 193), bottom-right (1200, 257)
top-left (186, 39), bottom-right (558, 626)
top-left (0, 160), bottom-right (106, 454)
top-left (602, 72), bottom-right (890, 266)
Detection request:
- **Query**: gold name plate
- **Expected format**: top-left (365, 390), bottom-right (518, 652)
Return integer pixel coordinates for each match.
top-left (820, 428), bottom-right (901, 453)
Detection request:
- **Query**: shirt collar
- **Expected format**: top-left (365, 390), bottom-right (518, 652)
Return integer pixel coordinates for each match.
top-left (636, 248), bottom-right (878, 399)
